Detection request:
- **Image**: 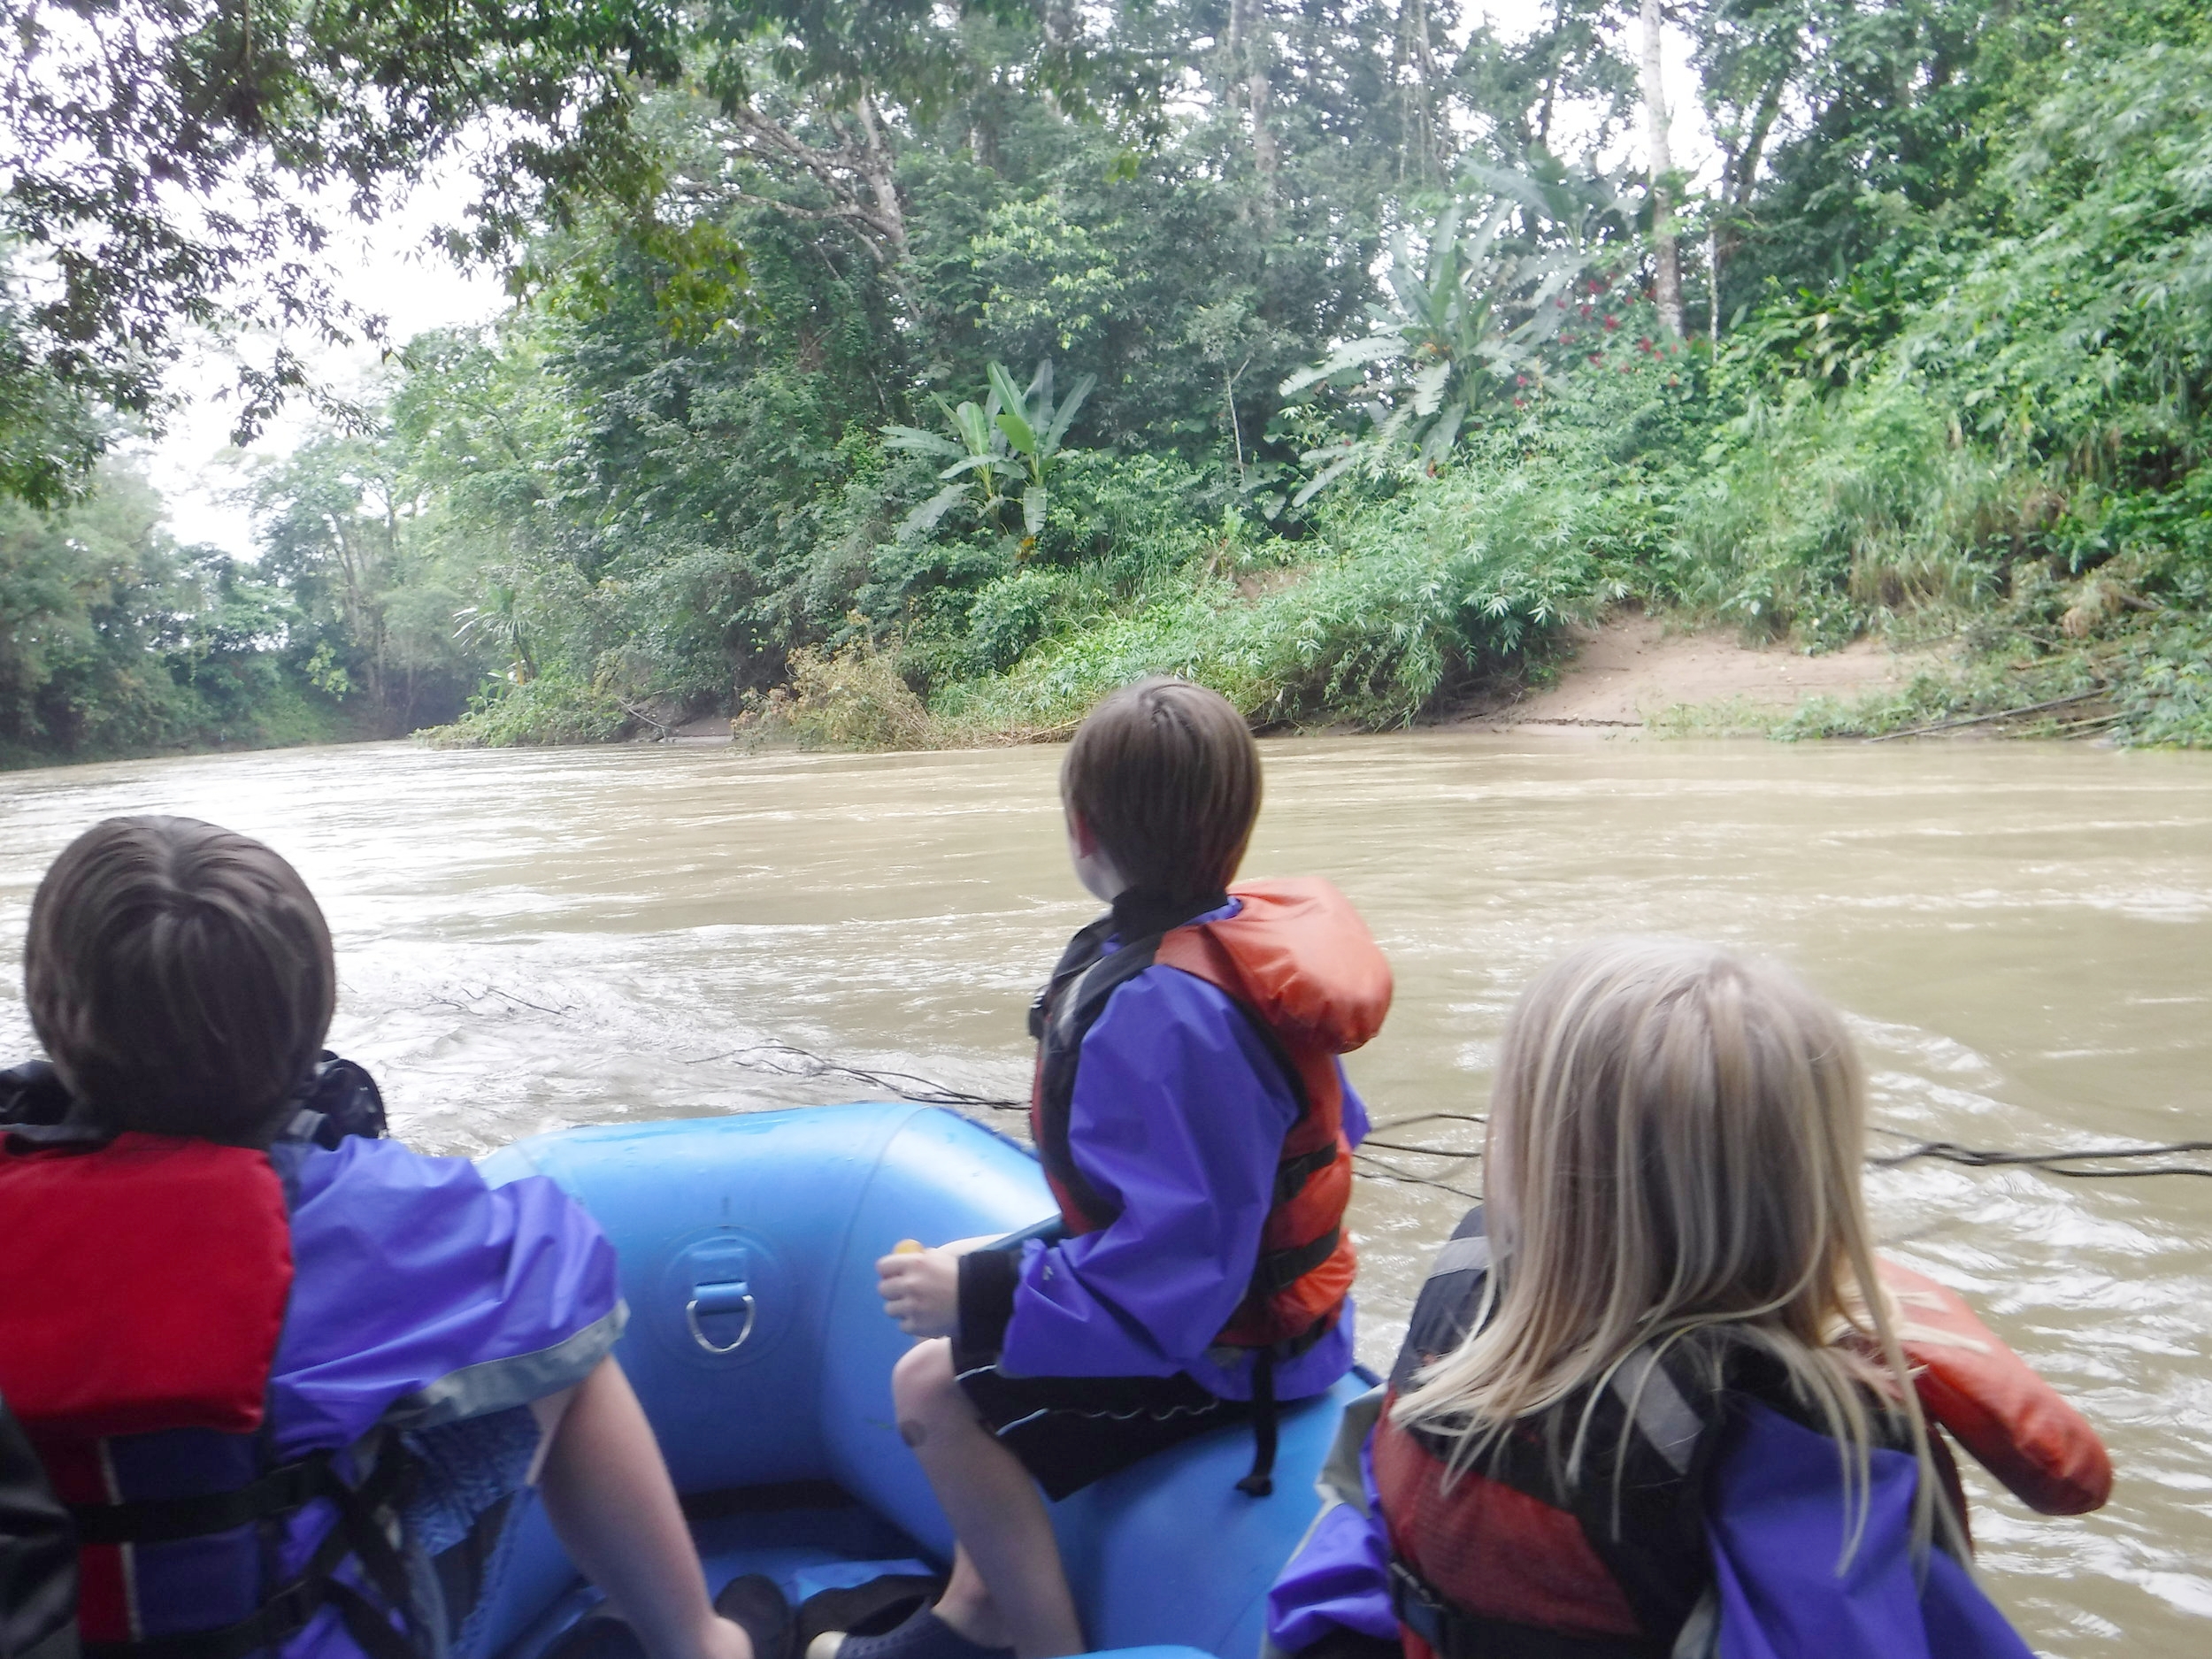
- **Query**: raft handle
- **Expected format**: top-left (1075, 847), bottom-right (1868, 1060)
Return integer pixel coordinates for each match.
top-left (685, 1284), bottom-right (757, 1355)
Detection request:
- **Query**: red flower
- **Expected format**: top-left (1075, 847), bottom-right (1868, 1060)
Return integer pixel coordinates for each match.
top-left (1603, 314), bottom-right (1620, 331)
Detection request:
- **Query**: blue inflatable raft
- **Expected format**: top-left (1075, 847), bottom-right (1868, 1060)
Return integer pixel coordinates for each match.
top-left (471, 1103), bottom-right (1365, 1659)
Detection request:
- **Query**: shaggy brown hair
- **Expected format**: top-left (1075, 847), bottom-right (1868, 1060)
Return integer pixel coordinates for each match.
top-left (1061, 677), bottom-right (1261, 904)
top-left (25, 816), bottom-right (335, 1143)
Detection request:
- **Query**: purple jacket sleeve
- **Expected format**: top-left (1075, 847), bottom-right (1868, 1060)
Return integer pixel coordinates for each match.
top-left (269, 1137), bottom-right (626, 1455)
top-left (995, 966), bottom-right (1302, 1379)
top-left (1268, 1432), bottom-right (1400, 1652)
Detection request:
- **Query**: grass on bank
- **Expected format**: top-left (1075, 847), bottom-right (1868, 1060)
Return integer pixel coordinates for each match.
top-left (419, 370), bottom-right (2212, 755)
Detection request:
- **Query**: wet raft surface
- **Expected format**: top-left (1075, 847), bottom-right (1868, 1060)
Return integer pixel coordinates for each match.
top-left (3, 733), bottom-right (2208, 1655)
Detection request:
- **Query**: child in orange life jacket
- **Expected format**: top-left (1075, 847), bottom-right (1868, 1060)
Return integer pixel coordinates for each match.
top-left (841, 679), bottom-right (1392, 1659)
top-left (1265, 939), bottom-right (2110, 1659)
top-left (0, 817), bottom-right (781, 1659)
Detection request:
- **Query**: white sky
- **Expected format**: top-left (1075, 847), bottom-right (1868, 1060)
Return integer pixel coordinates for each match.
top-left (142, 3), bottom-right (1713, 559)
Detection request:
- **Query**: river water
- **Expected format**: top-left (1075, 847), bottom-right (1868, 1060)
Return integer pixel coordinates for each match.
top-left (2, 734), bottom-right (2208, 1655)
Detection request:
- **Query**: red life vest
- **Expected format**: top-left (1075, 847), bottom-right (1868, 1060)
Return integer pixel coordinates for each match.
top-left (0, 1129), bottom-right (423, 1659)
top-left (1371, 1210), bottom-right (2112, 1659)
top-left (1027, 879), bottom-right (1391, 1352)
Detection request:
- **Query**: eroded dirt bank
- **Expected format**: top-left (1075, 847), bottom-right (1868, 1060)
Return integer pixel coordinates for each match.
top-left (1456, 614), bottom-right (1923, 733)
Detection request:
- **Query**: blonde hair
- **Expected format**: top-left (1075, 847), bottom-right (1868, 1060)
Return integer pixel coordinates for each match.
top-left (1396, 938), bottom-right (1937, 1552)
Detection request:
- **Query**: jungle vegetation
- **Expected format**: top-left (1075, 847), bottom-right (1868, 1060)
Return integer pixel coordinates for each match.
top-left (3, 0), bottom-right (2209, 761)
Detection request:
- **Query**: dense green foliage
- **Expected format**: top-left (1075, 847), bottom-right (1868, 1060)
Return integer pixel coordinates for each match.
top-left (0, 463), bottom-right (357, 763)
top-left (5, 0), bottom-right (2211, 761)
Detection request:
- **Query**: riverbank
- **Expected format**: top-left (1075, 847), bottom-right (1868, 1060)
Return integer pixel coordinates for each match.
top-left (594, 603), bottom-right (2160, 753)
top-left (1447, 614), bottom-right (1928, 734)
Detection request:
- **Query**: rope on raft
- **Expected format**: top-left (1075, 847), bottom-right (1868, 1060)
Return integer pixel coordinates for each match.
top-left (427, 995), bottom-right (2212, 1187)
top-left (685, 1041), bottom-right (1028, 1112)
top-left (686, 1046), bottom-right (2212, 1184)
top-left (1869, 1133), bottom-right (2212, 1179)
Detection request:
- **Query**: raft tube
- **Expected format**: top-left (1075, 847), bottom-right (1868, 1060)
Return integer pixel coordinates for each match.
top-left (472, 1102), bottom-right (1366, 1659)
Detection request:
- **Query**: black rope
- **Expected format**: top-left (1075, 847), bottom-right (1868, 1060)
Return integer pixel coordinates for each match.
top-left (684, 1041), bottom-right (1028, 1111)
top-left (1352, 1150), bottom-right (1482, 1202)
top-left (418, 989), bottom-right (2212, 1185)
top-left (1870, 1134), bottom-right (2212, 1179)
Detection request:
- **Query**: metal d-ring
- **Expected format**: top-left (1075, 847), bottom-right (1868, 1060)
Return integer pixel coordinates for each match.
top-left (685, 1292), bottom-right (757, 1355)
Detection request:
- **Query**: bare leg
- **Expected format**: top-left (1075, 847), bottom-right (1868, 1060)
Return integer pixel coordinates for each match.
top-left (894, 1340), bottom-right (1084, 1659)
top-left (536, 1357), bottom-right (752, 1659)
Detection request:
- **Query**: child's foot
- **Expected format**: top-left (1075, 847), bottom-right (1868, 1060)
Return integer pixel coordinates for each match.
top-left (816, 1607), bottom-right (1013, 1659)
top-left (717, 1575), bottom-right (797, 1659)
top-left (795, 1575), bottom-right (942, 1659)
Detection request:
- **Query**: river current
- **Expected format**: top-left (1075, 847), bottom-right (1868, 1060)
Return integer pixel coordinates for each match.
top-left (2, 734), bottom-right (2207, 1655)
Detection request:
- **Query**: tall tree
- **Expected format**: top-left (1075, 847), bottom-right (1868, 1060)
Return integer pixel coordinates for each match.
top-left (0, 0), bottom-right (683, 452)
top-left (1639, 0), bottom-right (1684, 335)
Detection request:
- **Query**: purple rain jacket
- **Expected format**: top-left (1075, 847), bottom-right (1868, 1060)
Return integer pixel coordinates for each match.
top-left (257, 1134), bottom-right (625, 1659)
top-left (968, 897), bottom-right (1370, 1402)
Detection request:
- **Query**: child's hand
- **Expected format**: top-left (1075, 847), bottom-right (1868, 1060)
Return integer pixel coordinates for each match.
top-left (877, 1244), bottom-right (960, 1338)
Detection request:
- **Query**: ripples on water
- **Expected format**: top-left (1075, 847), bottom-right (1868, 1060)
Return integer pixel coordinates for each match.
top-left (2, 733), bottom-right (2208, 1654)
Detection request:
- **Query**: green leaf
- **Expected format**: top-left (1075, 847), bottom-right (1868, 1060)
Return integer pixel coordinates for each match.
top-left (987, 363), bottom-right (1029, 426)
top-left (996, 409), bottom-right (1040, 457)
top-left (1023, 485), bottom-right (1047, 535)
top-left (899, 484), bottom-right (971, 540)
top-left (1043, 373), bottom-right (1096, 452)
top-left (882, 425), bottom-right (964, 460)
top-left (1280, 335), bottom-right (1405, 396)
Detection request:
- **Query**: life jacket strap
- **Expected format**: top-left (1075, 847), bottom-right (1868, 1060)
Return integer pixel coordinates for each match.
top-left (67, 1449), bottom-right (338, 1546)
top-left (1236, 1350), bottom-right (1279, 1499)
top-left (1388, 1560), bottom-right (1661, 1659)
top-left (1272, 1141), bottom-right (1339, 1205)
top-left (1250, 1226), bottom-right (1341, 1299)
top-left (79, 1433), bottom-right (423, 1659)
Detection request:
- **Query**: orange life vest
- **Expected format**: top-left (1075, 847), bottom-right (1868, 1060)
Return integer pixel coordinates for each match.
top-left (1028, 878), bottom-right (1391, 1352)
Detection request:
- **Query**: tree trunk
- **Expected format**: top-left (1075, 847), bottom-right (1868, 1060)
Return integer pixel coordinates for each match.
top-left (1227, 0), bottom-right (1279, 225)
top-left (1640, 0), bottom-right (1684, 337)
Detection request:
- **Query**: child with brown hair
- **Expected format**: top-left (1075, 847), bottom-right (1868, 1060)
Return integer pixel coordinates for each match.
top-left (0, 816), bottom-right (782, 1659)
top-left (844, 677), bottom-right (1394, 1659)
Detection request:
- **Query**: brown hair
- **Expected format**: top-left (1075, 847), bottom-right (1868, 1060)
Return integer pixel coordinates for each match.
top-left (1061, 677), bottom-right (1261, 903)
top-left (24, 816), bottom-right (336, 1143)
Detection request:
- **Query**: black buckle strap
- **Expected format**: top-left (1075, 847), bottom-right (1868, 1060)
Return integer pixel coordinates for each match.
top-left (1273, 1141), bottom-right (1339, 1205)
top-left (85, 1579), bottom-right (326, 1659)
top-left (1387, 1560), bottom-right (1663, 1659)
top-left (1236, 1349), bottom-right (1279, 1498)
top-left (69, 1452), bottom-right (336, 1546)
top-left (81, 1437), bottom-right (424, 1659)
top-left (1248, 1226), bottom-right (1341, 1298)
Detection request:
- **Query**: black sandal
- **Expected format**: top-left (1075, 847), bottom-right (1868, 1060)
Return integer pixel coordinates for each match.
top-left (718, 1574), bottom-right (798, 1659)
top-left (826, 1607), bottom-right (1012, 1659)
top-left (795, 1575), bottom-right (944, 1655)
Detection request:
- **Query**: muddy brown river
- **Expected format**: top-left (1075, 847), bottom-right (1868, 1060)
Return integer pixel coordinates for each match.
top-left (2, 734), bottom-right (2207, 1655)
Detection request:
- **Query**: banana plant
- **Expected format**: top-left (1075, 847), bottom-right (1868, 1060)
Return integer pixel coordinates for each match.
top-left (884, 359), bottom-right (1094, 551)
top-left (1281, 159), bottom-right (1634, 504)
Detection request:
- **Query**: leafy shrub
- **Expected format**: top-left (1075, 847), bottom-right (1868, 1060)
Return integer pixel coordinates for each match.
top-left (964, 566), bottom-right (1079, 673)
top-left (419, 676), bottom-right (633, 748)
top-left (780, 641), bottom-right (941, 750)
top-left (1677, 382), bottom-right (2040, 642)
top-left (937, 457), bottom-right (1628, 733)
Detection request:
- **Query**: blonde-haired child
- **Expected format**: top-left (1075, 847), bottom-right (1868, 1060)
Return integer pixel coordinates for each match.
top-left (1267, 939), bottom-right (2108, 1659)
